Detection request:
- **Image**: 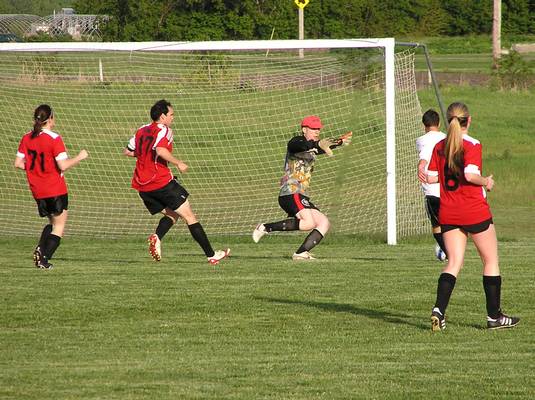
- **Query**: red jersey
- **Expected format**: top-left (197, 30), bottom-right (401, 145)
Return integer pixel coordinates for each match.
top-left (127, 122), bottom-right (174, 192)
top-left (16, 129), bottom-right (68, 199)
top-left (428, 134), bottom-right (492, 225)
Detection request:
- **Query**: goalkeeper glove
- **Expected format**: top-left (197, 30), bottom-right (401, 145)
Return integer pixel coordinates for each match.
top-left (338, 131), bottom-right (352, 146)
top-left (318, 138), bottom-right (335, 157)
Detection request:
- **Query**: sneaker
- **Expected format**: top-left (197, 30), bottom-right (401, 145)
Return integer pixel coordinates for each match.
top-left (208, 248), bottom-right (230, 265)
top-left (148, 234), bottom-right (161, 261)
top-left (33, 245), bottom-right (42, 268)
top-left (292, 251), bottom-right (316, 261)
top-left (487, 312), bottom-right (520, 330)
top-left (435, 244), bottom-right (447, 262)
top-left (252, 223), bottom-right (267, 243)
top-left (431, 308), bottom-right (446, 332)
top-left (37, 256), bottom-right (53, 270)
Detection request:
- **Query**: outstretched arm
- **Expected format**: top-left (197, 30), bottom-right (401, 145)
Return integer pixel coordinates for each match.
top-left (56, 150), bottom-right (89, 172)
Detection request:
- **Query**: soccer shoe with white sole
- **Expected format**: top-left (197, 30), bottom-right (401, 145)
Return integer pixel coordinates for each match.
top-left (33, 245), bottom-right (42, 268)
top-left (431, 308), bottom-right (446, 332)
top-left (37, 256), bottom-right (53, 270)
top-left (435, 244), bottom-right (447, 262)
top-left (208, 248), bottom-right (230, 265)
top-left (147, 234), bottom-right (161, 261)
top-left (487, 313), bottom-right (520, 330)
top-left (252, 223), bottom-right (267, 243)
top-left (292, 251), bottom-right (316, 261)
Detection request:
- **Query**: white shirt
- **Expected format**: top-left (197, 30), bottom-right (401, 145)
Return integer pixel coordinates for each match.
top-left (416, 130), bottom-right (446, 197)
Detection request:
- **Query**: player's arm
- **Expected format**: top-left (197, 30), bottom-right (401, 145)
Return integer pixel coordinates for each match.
top-left (14, 154), bottom-right (25, 170)
top-left (418, 159), bottom-right (428, 183)
top-left (465, 172), bottom-right (494, 191)
top-left (318, 132), bottom-right (352, 156)
top-left (155, 146), bottom-right (188, 173)
top-left (56, 150), bottom-right (89, 172)
top-left (124, 136), bottom-right (136, 157)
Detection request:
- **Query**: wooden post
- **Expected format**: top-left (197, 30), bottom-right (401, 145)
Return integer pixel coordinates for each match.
top-left (492, 0), bottom-right (501, 69)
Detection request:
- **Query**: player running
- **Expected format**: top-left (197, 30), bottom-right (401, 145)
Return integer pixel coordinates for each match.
top-left (426, 102), bottom-right (519, 331)
top-left (252, 115), bottom-right (351, 260)
top-left (124, 99), bottom-right (229, 265)
top-left (14, 104), bottom-right (89, 270)
top-left (416, 109), bottom-right (447, 261)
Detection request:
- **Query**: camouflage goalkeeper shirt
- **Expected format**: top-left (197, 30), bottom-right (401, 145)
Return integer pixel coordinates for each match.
top-left (279, 135), bottom-right (327, 197)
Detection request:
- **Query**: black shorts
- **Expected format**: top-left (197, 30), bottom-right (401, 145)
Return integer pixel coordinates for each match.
top-left (441, 218), bottom-right (494, 234)
top-left (278, 193), bottom-right (319, 217)
top-left (139, 179), bottom-right (189, 215)
top-left (425, 195), bottom-right (440, 227)
top-left (35, 194), bottom-right (69, 217)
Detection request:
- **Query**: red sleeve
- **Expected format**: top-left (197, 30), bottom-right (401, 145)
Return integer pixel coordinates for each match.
top-left (53, 136), bottom-right (67, 158)
top-left (17, 136), bottom-right (27, 156)
top-left (464, 142), bottom-right (482, 170)
top-left (428, 144), bottom-right (439, 173)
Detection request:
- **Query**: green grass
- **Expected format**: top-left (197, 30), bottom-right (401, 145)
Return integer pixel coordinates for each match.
top-left (1, 234), bottom-right (534, 399)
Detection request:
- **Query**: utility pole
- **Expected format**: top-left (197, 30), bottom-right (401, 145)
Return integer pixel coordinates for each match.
top-left (492, 0), bottom-right (501, 69)
top-left (294, 0), bottom-right (310, 58)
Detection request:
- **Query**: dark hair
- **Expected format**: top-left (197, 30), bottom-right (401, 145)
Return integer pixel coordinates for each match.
top-left (422, 109), bottom-right (440, 128)
top-left (32, 104), bottom-right (53, 138)
top-left (150, 99), bottom-right (172, 122)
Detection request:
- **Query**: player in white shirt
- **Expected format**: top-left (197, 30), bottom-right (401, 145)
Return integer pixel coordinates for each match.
top-left (416, 109), bottom-right (447, 261)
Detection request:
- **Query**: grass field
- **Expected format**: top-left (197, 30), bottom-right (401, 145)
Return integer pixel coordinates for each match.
top-left (1, 62), bottom-right (534, 398)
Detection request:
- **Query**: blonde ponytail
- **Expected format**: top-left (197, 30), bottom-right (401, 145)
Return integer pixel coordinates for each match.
top-left (445, 102), bottom-right (469, 176)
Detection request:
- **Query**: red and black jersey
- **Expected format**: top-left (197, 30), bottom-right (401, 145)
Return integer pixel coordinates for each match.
top-left (16, 129), bottom-right (68, 199)
top-left (428, 134), bottom-right (492, 225)
top-left (127, 122), bottom-right (174, 192)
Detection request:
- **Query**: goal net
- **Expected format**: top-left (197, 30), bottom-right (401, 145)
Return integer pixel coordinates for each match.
top-left (0, 39), bottom-right (427, 243)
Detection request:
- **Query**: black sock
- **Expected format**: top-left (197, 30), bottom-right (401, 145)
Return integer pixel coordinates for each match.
top-left (483, 275), bottom-right (502, 319)
top-left (433, 232), bottom-right (447, 256)
top-left (188, 222), bottom-right (214, 257)
top-left (296, 229), bottom-right (324, 254)
top-left (38, 224), bottom-right (53, 248)
top-left (434, 272), bottom-right (457, 315)
top-left (264, 218), bottom-right (300, 232)
top-left (156, 216), bottom-right (174, 240)
top-left (43, 234), bottom-right (61, 259)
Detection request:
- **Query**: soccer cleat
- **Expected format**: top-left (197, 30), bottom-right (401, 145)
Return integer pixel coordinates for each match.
top-left (37, 256), bottom-right (53, 270)
top-left (147, 234), bottom-right (161, 261)
top-left (252, 223), bottom-right (267, 243)
top-left (487, 313), bottom-right (520, 330)
top-left (208, 248), bottom-right (230, 265)
top-left (33, 245), bottom-right (42, 268)
top-left (435, 244), bottom-right (447, 262)
top-left (292, 251), bottom-right (316, 261)
top-left (431, 308), bottom-right (446, 332)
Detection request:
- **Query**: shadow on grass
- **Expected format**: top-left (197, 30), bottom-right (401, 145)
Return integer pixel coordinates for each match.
top-left (256, 296), bottom-right (429, 330)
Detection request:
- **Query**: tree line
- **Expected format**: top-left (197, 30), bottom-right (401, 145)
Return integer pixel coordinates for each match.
top-left (73, 0), bottom-right (535, 41)
top-left (2, 0), bottom-right (534, 41)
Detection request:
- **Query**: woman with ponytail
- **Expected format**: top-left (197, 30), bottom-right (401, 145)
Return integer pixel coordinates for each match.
top-left (14, 104), bottom-right (88, 270)
top-left (426, 102), bottom-right (519, 331)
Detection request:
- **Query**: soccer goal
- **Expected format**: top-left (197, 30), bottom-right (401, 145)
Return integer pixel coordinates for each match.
top-left (0, 39), bottom-right (427, 244)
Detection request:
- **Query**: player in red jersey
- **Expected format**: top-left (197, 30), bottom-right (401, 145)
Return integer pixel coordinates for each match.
top-left (124, 99), bottom-right (229, 265)
top-left (14, 104), bottom-right (88, 269)
top-left (426, 102), bottom-right (519, 331)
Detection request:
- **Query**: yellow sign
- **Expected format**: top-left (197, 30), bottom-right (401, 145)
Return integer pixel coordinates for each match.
top-left (294, 0), bottom-right (310, 9)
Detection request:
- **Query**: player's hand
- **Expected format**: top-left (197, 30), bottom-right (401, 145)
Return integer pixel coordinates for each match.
top-left (339, 131), bottom-right (352, 146)
top-left (318, 138), bottom-right (335, 156)
top-left (485, 174), bottom-right (494, 191)
top-left (78, 149), bottom-right (89, 160)
top-left (176, 161), bottom-right (188, 173)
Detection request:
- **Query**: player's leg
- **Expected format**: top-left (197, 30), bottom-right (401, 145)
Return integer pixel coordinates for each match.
top-left (472, 223), bottom-right (519, 329)
top-left (148, 209), bottom-right (178, 262)
top-left (253, 195), bottom-right (304, 243)
top-left (426, 196), bottom-right (446, 260)
top-left (294, 209), bottom-right (329, 259)
top-left (34, 220), bottom-right (52, 267)
top-left (431, 227), bottom-right (467, 331)
top-left (176, 200), bottom-right (229, 264)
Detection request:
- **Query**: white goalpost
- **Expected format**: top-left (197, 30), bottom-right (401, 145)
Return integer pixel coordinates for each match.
top-left (0, 39), bottom-right (427, 244)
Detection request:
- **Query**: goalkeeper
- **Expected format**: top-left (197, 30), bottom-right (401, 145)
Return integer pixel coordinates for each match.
top-left (252, 116), bottom-right (351, 260)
